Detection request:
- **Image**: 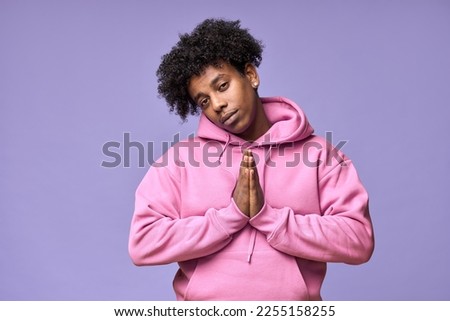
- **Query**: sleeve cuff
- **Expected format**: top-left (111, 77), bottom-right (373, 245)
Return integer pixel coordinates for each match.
top-left (211, 199), bottom-right (249, 236)
top-left (249, 202), bottom-right (284, 237)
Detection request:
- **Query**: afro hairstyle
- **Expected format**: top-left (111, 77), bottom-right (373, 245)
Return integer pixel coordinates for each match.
top-left (156, 18), bottom-right (264, 121)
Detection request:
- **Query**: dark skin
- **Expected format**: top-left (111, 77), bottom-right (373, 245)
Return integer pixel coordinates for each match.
top-left (187, 62), bottom-right (269, 217)
top-left (233, 149), bottom-right (265, 218)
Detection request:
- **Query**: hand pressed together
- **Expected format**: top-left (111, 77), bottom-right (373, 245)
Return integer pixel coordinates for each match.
top-left (232, 150), bottom-right (265, 218)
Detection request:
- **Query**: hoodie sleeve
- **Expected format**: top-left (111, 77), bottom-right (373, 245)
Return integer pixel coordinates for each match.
top-left (128, 153), bottom-right (249, 266)
top-left (249, 153), bottom-right (374, 265)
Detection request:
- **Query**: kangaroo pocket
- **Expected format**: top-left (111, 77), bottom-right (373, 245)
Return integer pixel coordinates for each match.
top-left (184, 249), bottom-right (310, 301)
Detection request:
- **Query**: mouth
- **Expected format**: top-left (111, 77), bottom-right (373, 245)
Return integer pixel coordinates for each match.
top-left (220, 109), bottom-right (238, 125)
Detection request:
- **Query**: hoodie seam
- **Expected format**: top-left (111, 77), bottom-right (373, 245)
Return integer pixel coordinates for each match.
top-left (318, 159), bottom-right (351, 183)
top-left (208, 209), bottom-right (234, 238)
top-left (212, 201), bottom-right (249, 237)
top-left (250, 203), bottom-right (285, 245)
top-left (265, 207), bottom-right (288, 246)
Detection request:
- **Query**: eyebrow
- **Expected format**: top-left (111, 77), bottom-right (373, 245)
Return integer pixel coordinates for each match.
top-left (192, 74), bottom-right (226, 103)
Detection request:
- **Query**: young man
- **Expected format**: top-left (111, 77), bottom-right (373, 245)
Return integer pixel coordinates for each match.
top-left (128, 19), bottom-right (374, 300)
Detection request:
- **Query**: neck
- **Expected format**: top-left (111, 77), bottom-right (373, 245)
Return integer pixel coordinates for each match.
top-left (238, 99), bottom-right (271, 142)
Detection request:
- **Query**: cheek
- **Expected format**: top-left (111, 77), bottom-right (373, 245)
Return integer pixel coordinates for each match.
top-left (203, 110), bottom-right (219, 124)
top-left (243, 91), bottom-right (258, 116)
top-left (203, 109), bottom-right (227, 130)
top-left (230, 85), bottom-right (252, 109)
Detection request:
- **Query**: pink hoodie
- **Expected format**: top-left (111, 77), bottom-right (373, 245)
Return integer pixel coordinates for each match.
top-left (129, 97), bottom-right (374, 300)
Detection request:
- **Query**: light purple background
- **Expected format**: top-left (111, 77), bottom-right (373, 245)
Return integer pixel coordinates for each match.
top-left (1, 0), bottom-right (449, 300)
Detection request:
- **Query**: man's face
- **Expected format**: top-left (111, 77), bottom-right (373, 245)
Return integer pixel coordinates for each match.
top-left (187, 62), bottom-right (260, 139)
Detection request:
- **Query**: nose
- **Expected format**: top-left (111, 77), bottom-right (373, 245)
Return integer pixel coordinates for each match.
top-left (211, 94), bottom-right (227, 112)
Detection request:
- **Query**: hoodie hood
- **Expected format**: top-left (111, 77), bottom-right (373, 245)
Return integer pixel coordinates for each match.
top-left (197, 96), bottom-right (314, 145)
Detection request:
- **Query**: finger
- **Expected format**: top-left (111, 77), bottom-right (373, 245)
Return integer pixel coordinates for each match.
top-left (249, 167), bottom-right (260, 186)
top-left (248, 155), bottom-right (256, 168)
top-left (242, 154), bottom-right (256, 169)
top-left (234, 166), bottom-right (248, 196)
top-left (249, 169), bottom-right (255, 189)
top-left (241, 154), bottom-right (251, 168)
top-left (252, 163), bottom-right (259, 181)
top-left (241, 156), bottom-right (249, 169)
top-left (239, 162), bottom-right (248, 183)
top-left (238, 155), bottom-right (250, 182)
top-left (245, 150), bottom-right (257, 168)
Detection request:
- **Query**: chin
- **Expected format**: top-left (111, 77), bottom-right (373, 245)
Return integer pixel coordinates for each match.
top-left (231, 124), bottom-right (251, 137)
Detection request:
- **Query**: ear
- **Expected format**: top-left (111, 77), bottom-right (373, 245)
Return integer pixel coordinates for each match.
top-left (244, 63), bottom-right (259, 89)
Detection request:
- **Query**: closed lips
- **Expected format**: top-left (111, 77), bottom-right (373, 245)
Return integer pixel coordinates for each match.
top-left (220, 110), bottom-right (237, 124)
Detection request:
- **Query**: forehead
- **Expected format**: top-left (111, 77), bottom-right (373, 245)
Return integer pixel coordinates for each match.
top-left (188, 63), bottom-right (238, 90)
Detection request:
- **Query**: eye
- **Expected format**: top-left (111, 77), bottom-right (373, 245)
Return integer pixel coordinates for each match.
top-left (199, 98), bottom-right (209, 109)
top-left (218, 82), bottom-right (229, 91)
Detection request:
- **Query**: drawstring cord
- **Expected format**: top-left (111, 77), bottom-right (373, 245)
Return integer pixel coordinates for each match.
top-left (218, 134), bottom-right (231, 165)
top-left (247, 229), bottom-right (257, 263)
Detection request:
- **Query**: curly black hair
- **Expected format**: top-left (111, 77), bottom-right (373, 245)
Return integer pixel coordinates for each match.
top-left (156, 18), bottom-right (264, 121)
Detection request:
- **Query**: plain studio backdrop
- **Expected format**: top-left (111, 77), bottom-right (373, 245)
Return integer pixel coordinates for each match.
top-left (1, 0), bottom-right (449, 300)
